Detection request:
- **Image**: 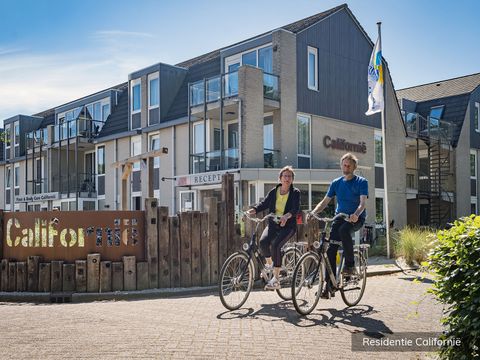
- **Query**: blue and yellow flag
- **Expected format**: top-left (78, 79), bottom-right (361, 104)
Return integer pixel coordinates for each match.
top-left (366, 36), bottom-right (384, 115)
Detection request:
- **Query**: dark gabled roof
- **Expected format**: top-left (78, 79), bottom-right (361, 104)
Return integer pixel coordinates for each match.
top-left (174, 4), bottom-right (347, 69)
top-left (97, 86), bottom-right (129, 138)
top-left (396, 73), bottom-right (480, 103)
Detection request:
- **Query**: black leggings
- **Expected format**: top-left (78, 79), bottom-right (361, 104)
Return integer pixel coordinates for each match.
top-left (259, 225), bottom-right (296, 267)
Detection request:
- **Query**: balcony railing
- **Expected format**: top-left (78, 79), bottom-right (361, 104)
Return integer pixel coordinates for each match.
top-left (53, 119), bottom-right (105, 143)
top-left (190, 148), bottom-right (239, 173)
top-left (402, 111), bottom-right (454, 142)
top-left (26, 178), bottom-right (48, 195)
top-left (51, 172), bottom-right (97, 197)
top-left (264, 148), bottom-right (280, 168)
top-left (190, 71), bottom-right (280, 106)
top-left (26, 128), bottom-right (48, 150)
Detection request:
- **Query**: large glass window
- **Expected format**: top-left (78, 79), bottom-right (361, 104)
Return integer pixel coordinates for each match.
top-left (258, 46), bottom-right (273, 73)
top-left (241, 51), bottom-right (256, 67)
top-left (102, 104), bottom-right (110, 121)
top-left (194, 123), bottom-right (204, 154)
top-left (375, 133), bottom-right (383, 165)
top-left (97, 146), bottom-right (105, 175)
top-left (429, 105), bottom-right (444, 120)
top-left (149, 77), bottom-right (159, 107)
top-left (132, 83), bottom-right (141, 112)
top-left (297, 115), bottom-right (311, 168)
top-left (471, 152), bottom-right (477, 178)
top-left (307, 46), bottom-right (318, 90)
top-left (375, 197), bottom-right (384, 223)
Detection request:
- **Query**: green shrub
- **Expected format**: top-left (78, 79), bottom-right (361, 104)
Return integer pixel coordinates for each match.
top-left (393, 227), bottom-right (434, 266)
top-left (428, 215), bottom-right (480, 359)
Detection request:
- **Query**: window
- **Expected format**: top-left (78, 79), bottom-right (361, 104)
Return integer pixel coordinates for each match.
top-left (475, 102), bottom-right (480, 132)
top-left (97, 146), bottom-right (105, 175)
top-left (471, 151), bottom-right (477, 178)
top-left (375, 197), bottom-right (384, 223)
top-left (241, 51), bottom-right (256, 67)
top-left (14, 164), bottom-right (20, 196)
top-left (5, 165), bottom-right (11, 205)
top-left (132, 81), bottom-right (141, 113)
top-left (264, 116), bottom-right (274, 168)
top-left (472, 202), bottom-right (477, 215)
top-left (4, 126), bottom-right (11, 160)
top-left (307, 46), bottom-right (318, 90)
top-left (193, 123), bottom-right (205, 154)
top-left (102, 104), bottom-right (110, 121)
top-left (297, 114), bottom-right (311, 168)
top-left (429, 105), bottom-right (444, 120)
top-left (131, 136), bottom-right (142, 205)
top-left (213, 128), bottom-right (222, 151)
top-left (224, 45), bottom-right (273, 73)
top-left (149, 76), bottom-right (159, 107)
top-left (14, 122), bottom-right (20, 157)
top-left (258, 46), bottom-right (273, 73)
top-left (375, 132), bottom-right (383, 166)
top-left (150, 135), bottom-right (160, 192)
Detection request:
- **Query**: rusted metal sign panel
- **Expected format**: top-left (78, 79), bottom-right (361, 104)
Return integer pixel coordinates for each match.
top-left (2, 211), bottom-right (145, 262)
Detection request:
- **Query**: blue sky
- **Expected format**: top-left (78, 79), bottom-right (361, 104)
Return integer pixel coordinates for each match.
top-left (0, 0), bottom-right (479, 123)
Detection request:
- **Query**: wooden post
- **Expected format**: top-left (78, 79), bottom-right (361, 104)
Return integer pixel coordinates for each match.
top-left (200, 212), bottom-right (210, 286)
top-left (87, 254), bottom-right (100, 293)
top-left (62, 264), bottom-right (75, 292)
top-left (217, 201), bottom-right (228, 274)
top-left (179, 212), bottom-right (192, 287)
top-left (112, 262), bottom-right (123, 291)
top-left (8, 262), bottom-right (15, 292)
top-left (191, 211), bottom-right (201, 286)
top-left (51, 261), bottom-right (63, 293)
top-left (27, 256), bottom-right (40, 292)
top-left (38, 263), bottom-right (51, 292)
top-left (75, 260), bottom-right (87, 292)
top-left (145, 198), bottom-right (159, 289)
top-left (16, 262), bottom-right (27, 292)
top-left (100, 261), bottom-right (112, 293)
top-left (136, 262), bottom-right (149, 290)
top-left (169, 216), bottom-right (181, 288)
top-left (0, 259), bottom-right (8, 291)
top-left (221, 174), bottom-right (235, 256)
top-left (123, 256), bottom-right (136, 291)
top-left (205, 197), bottom-right (219, 285)
top-left (158, 207), bottom-right (170, 288)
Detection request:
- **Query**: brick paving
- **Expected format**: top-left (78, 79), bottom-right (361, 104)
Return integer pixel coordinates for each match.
top-left (0, 271), bottom-right (443, 359)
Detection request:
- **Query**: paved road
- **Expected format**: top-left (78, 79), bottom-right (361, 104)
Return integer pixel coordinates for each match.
top-left (0, 271), bottom-right (443, 359)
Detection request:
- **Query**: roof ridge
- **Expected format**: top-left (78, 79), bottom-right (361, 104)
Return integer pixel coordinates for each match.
top-left (397, 72), bottom-right (480, 92)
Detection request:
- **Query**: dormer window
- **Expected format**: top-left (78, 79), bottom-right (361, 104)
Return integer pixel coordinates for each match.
top-left (148, 73), bottom-right (159, 126)
top-left (130, 79), bottom-right (141, 129)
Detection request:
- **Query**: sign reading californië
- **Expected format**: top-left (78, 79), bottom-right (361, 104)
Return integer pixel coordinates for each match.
top-left (2, 211), bottom-right (145, 261)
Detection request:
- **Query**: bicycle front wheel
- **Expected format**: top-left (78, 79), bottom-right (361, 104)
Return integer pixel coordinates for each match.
top-left (340, 252), bottom-right (367, 307)
top-left (291, 251), bottom-right (323, 316)
top-left (219, 251), bottom-right (254, 310)
top-left (276, 247), bottom-right (302, 301)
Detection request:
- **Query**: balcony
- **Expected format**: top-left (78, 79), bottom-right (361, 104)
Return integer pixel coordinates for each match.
top-left (190, 148), bottom-right (239, 173)
top-left (402, 111), bottom-right (454, 143)
top-left (53, 119), bottom-right (105, 144)
top-left (51, 172), bottom-right (97, 197)
top-left (26, 128), bottom-right (48, 150)
top-left (189, 70), bottom-right (280, 107)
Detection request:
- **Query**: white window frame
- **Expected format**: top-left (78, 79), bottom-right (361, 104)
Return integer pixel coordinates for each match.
top-left (13, 122), bottom-right (20, 157)
top-left (130, 136), bottom-right (142, 210)
top-left (149, 133), bottom-right (160, 198)
top-left (179, 190), bottom-right (196, 212)
top-left (131, 78), bottom-right (142, 131)
top-left (223, 43), bottom-right (273, 72)
top-left (4, 125), bottom-right (11, 157)
top-left (375, 130), bottom-right (384, 167)
top-left (471, 150), bottom-right (477, 179)
top-left (297, 114), bottom-right (311, 168)
top-left (14, 163), bottom-right (20, 196)
top-left (148, 73), bottom-right (160, 109)
top-left (475, 102), bottom-right (480, 132)
top-left (5, 165), bottom-right (11, 208)
top-left (95, 146), bottom-right (105, 200)
top-left (307, 46), bottom-right (318, 91)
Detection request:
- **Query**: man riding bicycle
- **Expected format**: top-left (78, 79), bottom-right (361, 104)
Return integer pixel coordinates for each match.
top-left (308, 153), bottom-right (368, 296)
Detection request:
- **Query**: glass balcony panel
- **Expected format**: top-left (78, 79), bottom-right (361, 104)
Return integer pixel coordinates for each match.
top-left (224, 71), bottom-right (238, 97)
top-left (263, 73), bottom-right (279, 100)
top-left (206, 77), bottom-right (220, 102)
top-left (190, 81), bottom-right (204, 106)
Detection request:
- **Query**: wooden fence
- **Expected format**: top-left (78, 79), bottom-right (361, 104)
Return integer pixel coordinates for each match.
top-left (0, 175), bottom-right (322, 294)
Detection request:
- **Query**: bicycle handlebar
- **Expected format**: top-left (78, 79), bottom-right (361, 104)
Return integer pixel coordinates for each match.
top-left (242, 211), bottom-right (278, 223)
top-left (307, 212), bottom-right (349, 223)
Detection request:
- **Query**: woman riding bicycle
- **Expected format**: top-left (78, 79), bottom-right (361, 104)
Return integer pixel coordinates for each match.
top-left (246, 166), bottom-right (300, 290)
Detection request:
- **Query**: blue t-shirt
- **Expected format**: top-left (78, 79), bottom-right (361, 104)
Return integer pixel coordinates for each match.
top-left (327, 175), bottom-right (369, 220)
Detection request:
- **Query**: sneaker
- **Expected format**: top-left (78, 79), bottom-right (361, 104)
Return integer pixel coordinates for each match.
top-left (264, 277), bottom-right (280, 290)
top-left (320, 287), bottom-right (335, 299)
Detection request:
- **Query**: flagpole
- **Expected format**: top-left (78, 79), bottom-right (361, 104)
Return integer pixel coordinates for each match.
top-left (377, 21), bottom-right (391, 258)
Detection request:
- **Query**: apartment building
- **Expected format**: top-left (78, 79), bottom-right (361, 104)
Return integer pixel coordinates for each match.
top-left (397, 73), bottom-right (480, 227)
top-left (1, 4), bottom-right (407, 228)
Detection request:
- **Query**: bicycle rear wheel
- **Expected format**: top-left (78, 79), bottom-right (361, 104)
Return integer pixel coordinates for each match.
top-left (219, 251), bottom-right (254, 310)
top-left (276, 247), bottom-right (302, 300)
top-left (340, 252), bottom-right (367, 306)
top-left (291, 252), bottom-right (323, 316)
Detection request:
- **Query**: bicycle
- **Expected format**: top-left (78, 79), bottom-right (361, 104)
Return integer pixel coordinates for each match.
top-left (219, 212), bottom-right (303, 310)
top-left (291, 212), bottom-right (369, 316)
